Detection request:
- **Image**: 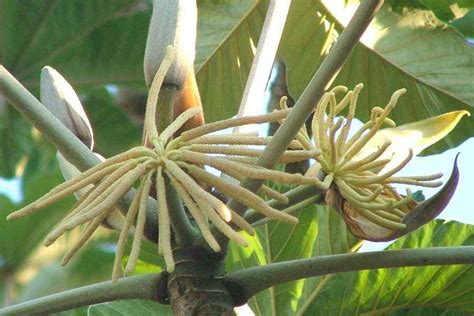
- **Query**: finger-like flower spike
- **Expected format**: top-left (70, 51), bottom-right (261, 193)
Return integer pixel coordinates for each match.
top-left (293, 84), bottom-right (469, 241)
top-left (7, 46), bottom-right (319, 281)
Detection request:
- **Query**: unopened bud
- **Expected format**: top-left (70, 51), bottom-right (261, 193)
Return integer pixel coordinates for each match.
top-left (40, 66), bottom-right (94, 149)
top-left (144, 0), bottom-right (197, 87)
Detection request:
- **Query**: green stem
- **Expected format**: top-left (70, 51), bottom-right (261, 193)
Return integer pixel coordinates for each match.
top-left (0, 65), bottom-right (159, 241)
top-left (244, 184), bottom-right (319, 224)
top-left (225, 246), bottom-right (474, 305)
top-left (252, 195), bottom-right (321, 227)
top-left (226, 0), bottom-right (383, 215)
top-left (166, 178), bottom-right (198, 246)
top-left (156, 87), bottom-right (198, 246)
top-left (0, 274), bottom-right (167, 315)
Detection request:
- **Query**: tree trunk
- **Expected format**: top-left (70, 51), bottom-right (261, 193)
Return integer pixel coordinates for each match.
top-left (167, 245), bottom-right (235, 315)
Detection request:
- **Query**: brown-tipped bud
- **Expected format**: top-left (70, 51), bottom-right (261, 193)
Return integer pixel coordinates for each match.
top-left (144, 0), bottom-right (197, 88)
top-left (40, 66), bottom-right (94, 149)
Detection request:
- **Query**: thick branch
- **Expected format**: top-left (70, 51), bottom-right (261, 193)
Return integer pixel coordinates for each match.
top-left (227, 0), bottom-right (384, 214)
top-left (225, 246), bottom-right (474, 305)
top-left (0, 274), bottom-right (167, 315)
top-left (0, 66), bottom-right (159, 241)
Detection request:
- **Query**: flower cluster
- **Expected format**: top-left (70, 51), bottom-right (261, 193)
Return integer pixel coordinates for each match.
top-left (8, 49), bottom-right (324, 281)
top-left (282, 84), bottom-right (467, 241)
top-left (7, 49), bottom-right (468, 280)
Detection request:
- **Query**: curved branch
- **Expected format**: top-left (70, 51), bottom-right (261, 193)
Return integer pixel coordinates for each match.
top-left (0, 66), bottom-right (159, 241)
top-left (227, 0), bottom-right (384, 214)
top-left (225, 246), bottom-right (474, 305)
top-left (0, 273), bottom-right (168, 315)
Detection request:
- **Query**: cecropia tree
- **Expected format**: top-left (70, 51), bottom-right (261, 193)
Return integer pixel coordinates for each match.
top-left (0, 0), bottom-right (473, 315)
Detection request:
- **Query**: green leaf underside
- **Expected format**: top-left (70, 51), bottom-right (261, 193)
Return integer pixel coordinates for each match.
top-left (302, 220), bottom-right (474, 316)
top-left (226, 183), bottom-right (359, 316)
top-left (233, 218), bottom-right (474, 316)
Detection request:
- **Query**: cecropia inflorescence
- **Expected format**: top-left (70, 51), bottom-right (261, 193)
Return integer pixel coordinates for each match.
top-left (282, 83), bottom-right (468, 241)
top-left (7, 47), bottom-right (325, 282)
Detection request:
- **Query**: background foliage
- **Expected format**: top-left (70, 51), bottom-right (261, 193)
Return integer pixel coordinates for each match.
top-left (1, 0), bottom-right (473, 315)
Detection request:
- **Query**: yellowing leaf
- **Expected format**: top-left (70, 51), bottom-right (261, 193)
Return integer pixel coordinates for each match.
top-left (354, 110), bottom-right (470, 173)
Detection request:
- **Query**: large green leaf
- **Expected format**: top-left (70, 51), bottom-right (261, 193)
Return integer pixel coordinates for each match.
top-left (259, 205), bottom-right (319, 315)
top-left (230, 213), bottom-right (474, 315)
top-left (195, 0), bottom-right (265, 122)
top-left (295, 207), bottom-right (360, 314)
top-left (294, 220), bottom-right (474, 315)
top-left (226, 201), bottom-right (358, 315)
top-left (281, 0), bottom-right (474, 155)
top-left (226, 224), bottom-right (270, 315)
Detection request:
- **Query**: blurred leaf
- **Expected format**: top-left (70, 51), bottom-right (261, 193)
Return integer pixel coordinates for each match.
top-left (411, 190), bottom-right (426, 203)
top-left (122, 239), bottom-right (164, 277)
top-left (387, 307), bottom-right (471, 316)
top-left (87, 299), bottom-right (171, 315)
top-left (0, 161), bottom-right (73, 269)
top-left (389, 0), bottom-right (474, 29)
top-left (17, 237), bottom-right (116, 303)
top-left (82, 88), bottom-right (141, 157)
top-left (0, 0), bottom-right (150, 178)
top-left (295, 220), bottom-right (474, 315)
top-left (0, 106), bottom-right (34, 178)
top-left (0, 0), bottom-right (268, 177)
top-left (451, 9), bottom-right (474, 38)
top-left (0, 0), bottom-right (150, 88)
